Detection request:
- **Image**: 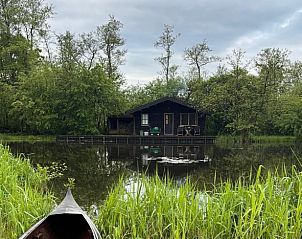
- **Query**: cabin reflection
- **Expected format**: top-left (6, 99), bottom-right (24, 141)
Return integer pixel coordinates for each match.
top-left (105, 145), bottom-right (212, 174)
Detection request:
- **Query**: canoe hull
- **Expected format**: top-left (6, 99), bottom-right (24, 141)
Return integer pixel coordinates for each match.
top-left (19, 189), bottom-right (101, 239)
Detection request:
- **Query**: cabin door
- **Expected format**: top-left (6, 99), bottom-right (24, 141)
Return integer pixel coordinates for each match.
top-left (164, 113), bottom-right (174, 135)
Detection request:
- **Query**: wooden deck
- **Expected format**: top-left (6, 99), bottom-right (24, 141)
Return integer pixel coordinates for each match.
top-left (56, 135), bottom-right (216, 145)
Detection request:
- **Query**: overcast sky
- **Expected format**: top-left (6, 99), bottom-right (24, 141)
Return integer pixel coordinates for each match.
top-left (46, 0), bottom-right (302, 85)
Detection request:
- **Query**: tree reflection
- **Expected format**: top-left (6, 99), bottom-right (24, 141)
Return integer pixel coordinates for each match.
top-left (7, 141), bottom-right (301, 208)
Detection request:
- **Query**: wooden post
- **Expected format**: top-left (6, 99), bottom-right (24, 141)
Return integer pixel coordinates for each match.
top-left (133, 117), bottom-right (136, 135)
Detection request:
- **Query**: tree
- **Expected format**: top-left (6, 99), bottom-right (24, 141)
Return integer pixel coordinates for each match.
top-left (0, 0), bottom-right (52, 84)
top-left (9, 63), bottom-right (58, 133)
top-left (286, 61), bottom-right (302, 88)
top-left (0, 0), bottom-right (52, 42)
top-left (56, 31), bottom-right (82, 72)
top-left (97, 15), bottom-right (126, 83)
top-left (184, 40), bottom-right (218, 81)
top-left (79, 32), bottom-right (99, 70)
top-left (125, 77), bottom-right (186, 109)
top-left (223, 49), bottom-right (259, 140)
top-left (0, 82), bottom-right (15, 130)
top-left (154, 24), bottom-right (180, 83)
top-left (21, 0), bottom-right (53, 49)
top-left (273, 89), bottom-right (302, 138)
top-left (0, 33), bottom-right (37, 84)
top-left (190, 50), bottom-right (260, 138)
top-left (255, 48), bottom-right (290, 100)
top-left (226, 49), bottom-right (250, 80)
top-left (255, 48), bottom-right (290, 133)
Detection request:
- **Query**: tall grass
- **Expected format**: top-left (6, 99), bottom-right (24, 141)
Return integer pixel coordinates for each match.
top-left (97, 166), bottom-right (302, 238)
top-left (251, 135), bottom-right (296, 144)
top-left (216, 135), bottom-right (296, 146)
top-left (0, 133), bottom-right (55, 142)
top-left (0, 144), bottom-right (55, 238)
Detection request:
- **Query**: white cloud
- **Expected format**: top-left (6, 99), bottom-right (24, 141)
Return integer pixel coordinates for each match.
top-left (280, 7), bottom-right (302, 29)
top-left (224, 31), bottom-right (269, 55)
top-left (45, 0), bottom-right (302, 84)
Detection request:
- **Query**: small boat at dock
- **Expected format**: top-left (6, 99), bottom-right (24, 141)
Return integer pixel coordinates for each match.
top-left (19, 189), bottom-right (101, 239)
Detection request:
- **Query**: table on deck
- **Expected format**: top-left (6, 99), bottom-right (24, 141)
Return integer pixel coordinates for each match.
top-left (177, 125), bottom-right (200, 136)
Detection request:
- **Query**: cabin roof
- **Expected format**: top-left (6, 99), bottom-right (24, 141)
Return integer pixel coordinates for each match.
top-left (126, 97), bottom-right (197, 114)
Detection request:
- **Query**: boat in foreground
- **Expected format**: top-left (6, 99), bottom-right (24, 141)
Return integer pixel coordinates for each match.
top-left (19, 189), bottom-right (101, 239)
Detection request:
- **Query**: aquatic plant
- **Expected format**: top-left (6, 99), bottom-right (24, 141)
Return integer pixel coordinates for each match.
top-left (97, 165), bottom-right (302, 238)
top-left (216, 135), bottom-right (295, 146)
top-left (0, 134), bottom-right (55, 142)
top-left (0, 144), bottom-right (55, 238)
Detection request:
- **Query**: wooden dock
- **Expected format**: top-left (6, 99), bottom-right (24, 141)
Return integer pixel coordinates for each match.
top-left (56, 135), bottom-right (216, 145)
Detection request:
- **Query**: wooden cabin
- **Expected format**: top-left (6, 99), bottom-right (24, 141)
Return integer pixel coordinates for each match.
top-left (108, 97), bottom-right (207, 136)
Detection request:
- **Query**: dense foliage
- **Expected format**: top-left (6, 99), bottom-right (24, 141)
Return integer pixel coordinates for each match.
top-left (97, 167), bottom-right (302, 238)
top-left (127, 48), bottom-right (302, 140)
top-left (0, 0), bottom-right (301, 137)
top-left (0, 1), bottom-right (127, 135)
top-left (0, 144), bottom-right (55, 238)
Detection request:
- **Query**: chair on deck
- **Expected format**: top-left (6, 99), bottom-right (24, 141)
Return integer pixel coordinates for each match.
top-left (194, 126), bottom-right (201, 136)
top-left (177, 126), bottom-right (185, 136)
top-left (150, 126), bottom-right (161, 136)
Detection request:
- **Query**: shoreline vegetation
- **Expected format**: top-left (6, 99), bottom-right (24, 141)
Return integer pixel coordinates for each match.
top-left (216, 135), bottom-right (298, 146)
top-left (0, 0), bottom-right (301, 141)
top-left (97, 165), bottom-right (302, 238)
top-left (1, 143), bottom-right (302, 238)
top-left (0, 144), bottom-right (55, 238)
top-left (0, 134), bottom-right (55, 142)
top-left (0, 133), bottom-right (298, 144)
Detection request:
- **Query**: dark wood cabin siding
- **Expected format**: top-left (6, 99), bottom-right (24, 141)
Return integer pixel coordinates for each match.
top-left (108, 98), bottom-right (207, 136)
top-left (198, 114), bottom-right (206, 134)
top-left (133, 101), bottom-right (199, 135)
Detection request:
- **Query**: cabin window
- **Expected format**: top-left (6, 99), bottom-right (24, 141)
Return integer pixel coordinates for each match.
top-left (141, 114), bottom-right (149, 125)
top-left (180, 113), bottom-right (197, 125)
top-left (180, 113), bottom-right (188, 125)
top-left (189, 113), bottom-right (196, 125)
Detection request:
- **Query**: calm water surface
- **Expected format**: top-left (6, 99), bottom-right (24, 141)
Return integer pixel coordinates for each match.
top-left (7, 141), bottom-right (302, 208)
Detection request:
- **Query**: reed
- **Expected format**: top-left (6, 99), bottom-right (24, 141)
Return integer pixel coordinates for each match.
top-left (216, 135), bottom-right (296, 146)
top-left (97, 165), bottom-right (302, 238)
top-left (0, 144), bottom-right (55, 238)
top-left (251, 135), bottom-right (296, 144)
top-left (0, 133), bottom-right (55, 142)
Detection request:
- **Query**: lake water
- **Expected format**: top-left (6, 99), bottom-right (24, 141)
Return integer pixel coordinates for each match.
top-left (6, 141), bottom-right (302, 208)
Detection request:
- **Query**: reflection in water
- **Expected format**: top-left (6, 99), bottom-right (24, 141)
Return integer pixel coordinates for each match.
top-left (137, 145), bottom-right (212, 175)
top-left (7, 142), bottom-right (133, 207)
top-left (6, 142), bottom-right (302, 208)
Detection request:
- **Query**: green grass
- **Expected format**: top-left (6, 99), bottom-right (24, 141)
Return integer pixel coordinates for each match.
top-left (251, 135), bottom-right (296, 143)
top-left (0, 144), bottom-right (55, 238)
top-left (0, 133), bottom-right (55, 142)
top-left (216, 135), bottom-right (296, 147)
top-left (2, 139), bottom-right (302, 238)
top-left (96, 165), bottom-right (302, 238)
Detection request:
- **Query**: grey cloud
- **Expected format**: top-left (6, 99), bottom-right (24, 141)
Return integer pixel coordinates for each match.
top-left (45, 0), bottom-right (302, 84)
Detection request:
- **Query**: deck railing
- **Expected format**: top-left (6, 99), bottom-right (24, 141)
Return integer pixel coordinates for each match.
top-left (56, 135), bottom-right (216, 145)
